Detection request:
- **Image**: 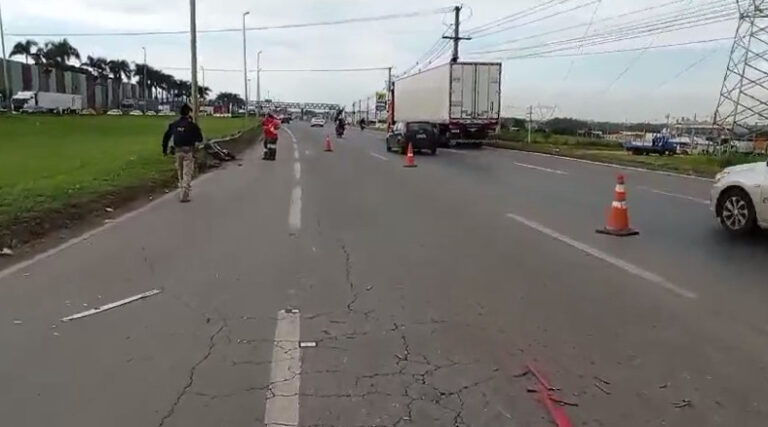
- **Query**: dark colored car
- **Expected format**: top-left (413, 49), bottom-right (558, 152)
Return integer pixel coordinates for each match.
top-left (386, 121), bottom-right (438, 155)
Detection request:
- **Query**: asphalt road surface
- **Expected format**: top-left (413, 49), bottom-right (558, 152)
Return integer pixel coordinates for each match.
top-left (2, 121), bottom-right (768, 426)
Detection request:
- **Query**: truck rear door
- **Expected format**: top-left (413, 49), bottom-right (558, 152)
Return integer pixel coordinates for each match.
top-left (450, 64), bottom-right (475, 120)
top-left (475, 64), bottom-right (501, 120)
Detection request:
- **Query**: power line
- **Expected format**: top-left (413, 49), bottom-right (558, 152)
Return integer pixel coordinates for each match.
top-left (563, 0), bottom-right (603, 80)
top-left (656, 48), bottom-right (720, 88)
top-left (471, 0), bottom-right (600, 39)
top-left (465, 0), bottom-right (567, 36)
top-left (467, 1), bottom-right (735, 59)
top-left (467, 0), bottom-right (726, 54)
top-left (157, 65), bottom-right (391, 73)
top-left (604, 39), bottom-right (656, 93)
top-left (7, 7), bottom-right (454, 37)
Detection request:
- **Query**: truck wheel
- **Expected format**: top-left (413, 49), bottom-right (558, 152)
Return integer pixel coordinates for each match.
top-left (430, 147), bottom-right (437, 155)
top-left (717, 188), bottom-right (757, 235)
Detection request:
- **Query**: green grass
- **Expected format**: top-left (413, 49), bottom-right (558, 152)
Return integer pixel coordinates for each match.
top-left (0, 114), bottom-right (253, 227)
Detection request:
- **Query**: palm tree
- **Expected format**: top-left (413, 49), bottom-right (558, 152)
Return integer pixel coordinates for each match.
top-left (214, 92), bottom-right (245, 109)
top-left (198, 85), bottom-right (211, 99)
top-left (107, 59), bottom-right (132, 107)
top-left (84, 55), bottom-right (108, 77)
top-left (38, 39), bottom-right (81, 67)
top-left (9, 39), bottom-right (39, 64)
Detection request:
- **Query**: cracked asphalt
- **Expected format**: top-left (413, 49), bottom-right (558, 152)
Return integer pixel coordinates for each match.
top-left (2, 121), bottom-right (768, 426)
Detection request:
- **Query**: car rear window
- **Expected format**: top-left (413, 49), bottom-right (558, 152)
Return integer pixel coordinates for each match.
top-left (406, 123), bottom-right (433, 133)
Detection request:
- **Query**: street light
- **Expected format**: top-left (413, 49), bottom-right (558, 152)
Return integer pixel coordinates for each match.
top-left (256, 50), bottom-right (262, 105)
top-left (0, 1), bottom-right (10, 113)
top-left (242, 11), bottom-right (250, 121)
top-left (141, 47), bottom-right (147, 113)
top-left (190, 0), bottom-right (199, 121)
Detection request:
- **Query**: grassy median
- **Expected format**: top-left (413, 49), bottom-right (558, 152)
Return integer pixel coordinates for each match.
top-left (0, 114), bottom-right (253, 245)
top-left (490, 132), bottom-right (767, 178)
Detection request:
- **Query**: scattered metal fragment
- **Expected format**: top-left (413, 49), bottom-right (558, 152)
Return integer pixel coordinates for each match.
top-left (23, 273), bottom-right (30, 277)
top-left (594, 375), bottom-right (611, 385)
top-left (299, 341), bottom-right (317, 348)
top-left (285, 308), bottom-right (300, 314)
top-left (365, 285), bottom-right (374, 291)
top-left (105, 207), bottom-right (114, 213)
top-left (513, 369), bottom-right (531, 378)
top-left (551, 397), bottom-right (579, 407)
top-left (594, 383), bottom-right (611, 395)
top-left (52, 332), bottom-right (60, 336)
top-left (61, 289), bottom-right (162, 322)
top-left (659, 382), bottom-right (670, 389)
top-left (527, 387), bottom-right (539, 393)
top-left (12, 320), bottom-right (22, 325)
top-left (0, 248), bottom-right (14, 256)
top-left (674, 399), bottom-right (693, 409)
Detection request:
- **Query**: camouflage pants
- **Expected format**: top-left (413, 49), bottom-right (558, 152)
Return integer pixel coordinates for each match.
top-left (175, 148), bottom-right (195, 201)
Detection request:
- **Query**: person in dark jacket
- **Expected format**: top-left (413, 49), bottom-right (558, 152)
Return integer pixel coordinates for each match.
top-left (162, 104), bottom-right (203, 202)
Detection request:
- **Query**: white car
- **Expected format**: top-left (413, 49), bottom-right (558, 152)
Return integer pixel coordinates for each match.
top-left (158, 110), bottom-right (175, 116)
top-left (129, 110), bottom-right (143, 116)
top-left (106, 109), bottom-right (123, 116)
top-left (310, 117), bottom-right (326, 127)
top-left (711, 161), bottom-right (768, 234)
top-left (144, 111), bottom-right (157, 116)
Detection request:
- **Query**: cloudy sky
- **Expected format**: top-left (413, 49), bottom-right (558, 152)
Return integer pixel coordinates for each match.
top-left (3, 0), bottom-right (739, 121)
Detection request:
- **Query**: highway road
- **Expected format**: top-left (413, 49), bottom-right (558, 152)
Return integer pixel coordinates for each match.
top-left (2, 121), bottom-right (768, 426)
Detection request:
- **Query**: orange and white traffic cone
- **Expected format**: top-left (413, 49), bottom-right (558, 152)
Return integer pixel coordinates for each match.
top-left (596, 174), bottom-right (638, 236)
top-left (403, 143), bottom-right (418, 168)
top-left (324, 135), bottom-right (333, 152)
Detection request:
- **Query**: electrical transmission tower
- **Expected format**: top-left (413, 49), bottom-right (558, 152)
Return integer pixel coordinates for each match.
top-left (713, 0), bottom-right (768, 143)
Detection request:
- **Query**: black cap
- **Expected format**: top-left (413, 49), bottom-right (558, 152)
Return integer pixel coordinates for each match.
top-left (180, 104), bottom-right (192, 116)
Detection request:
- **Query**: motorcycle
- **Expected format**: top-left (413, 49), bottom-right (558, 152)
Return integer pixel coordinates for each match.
top-left (336, 124), bottom-right (345, 138)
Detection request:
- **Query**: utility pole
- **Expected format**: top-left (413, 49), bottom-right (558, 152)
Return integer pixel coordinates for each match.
top-left (712, 0), bottom-right (768, 144)
top-left (190, 0), bottom-right (199, 121)
top-left (366, 96), bottom-right (371, 123)
top-left (141, 47), bottom-right (147, 113)
top-left (242, 11), bottom-right (250, 121)
top-left (200, 65), bottom-right (205, 87)
top-left (443, 5), bottom-right (472, 63)
top-left (387, 66), bottom-right (393, 132)
top-left (527, 105), bottom-right (533, 144)
top-left (0, 1), bottom-right (10, 112)
top-left (256, 51), bottom-right (262, 105)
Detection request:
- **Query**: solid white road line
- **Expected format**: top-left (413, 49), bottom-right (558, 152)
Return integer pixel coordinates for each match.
top-left (289, 186), bottom-right (302, 232)
top-left (264, 309), bottom-right (301, 427)
top-left (284, 127), bottom-right (297, 143)
top-left (294, 147), bottom-right (299, 160)
top-left (513, 162), bottom-right (568, 175)
top-left (370, 152), bottom-right (388, 160)
top-left (61, 289), bottom-right (162, 322)
top-left (304, 150), bottom-right (311, 156)
top-left (639, 186), bottom-right (709, 204)
top-left (506, 213), bottom-right (697, 299)
top-left (294, 162), bottom-right (301, 180)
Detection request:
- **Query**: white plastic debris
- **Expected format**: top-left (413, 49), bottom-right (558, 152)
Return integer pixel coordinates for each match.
top-left (299, 341), bottom-right (317, 348)
top-left (12, 320), bottom-right (23, 325)
top-left (0, 248), bottom-right (14, 256)
top-left (105, 207), bottom-right (114, 213)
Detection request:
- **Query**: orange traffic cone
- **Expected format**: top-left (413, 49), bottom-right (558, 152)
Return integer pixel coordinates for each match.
top-left (596, 174), bottom-right (638, 236)
top-left (403, 143), bottom-right (418, 168)
top-left (324, 135), bottom-right (333, 152)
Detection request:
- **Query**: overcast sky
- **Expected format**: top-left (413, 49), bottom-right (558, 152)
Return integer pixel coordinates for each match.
top-left (3, 0), bottom-right (739, 121)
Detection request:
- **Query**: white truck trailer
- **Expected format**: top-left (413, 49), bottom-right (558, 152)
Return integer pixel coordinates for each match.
top-left (11, 91), bottom-right (83, 113)
top-left (393, 62), bottom-right (501, 146)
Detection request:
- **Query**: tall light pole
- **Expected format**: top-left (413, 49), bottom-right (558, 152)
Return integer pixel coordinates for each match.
top-left (189, 0), bottom-right (199, 121)
top-left (256, 50), bottom-right (262, 105)
top-left (141, 47), bottom-right (147, 113)
top-left (0, 1), bottom-right (11, 112)
top-left (242, 11), bottom-right (250, 120)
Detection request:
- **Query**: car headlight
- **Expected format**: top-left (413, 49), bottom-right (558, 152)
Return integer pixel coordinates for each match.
top-left (715, 170), bottom-right (730, 182)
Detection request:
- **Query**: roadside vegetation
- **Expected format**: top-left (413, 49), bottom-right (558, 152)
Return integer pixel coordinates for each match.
top-left (0, 115), bottom-right (254, 246)
top-left (491, 129), bottom-right (767, 178)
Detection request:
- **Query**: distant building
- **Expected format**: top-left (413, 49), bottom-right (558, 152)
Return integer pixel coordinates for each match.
top-left (0, 58), bottom-right (143, 111)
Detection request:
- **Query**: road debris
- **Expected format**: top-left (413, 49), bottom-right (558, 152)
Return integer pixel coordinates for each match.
top-left (61, 289), bottom-right (161, 322)
top-left (551, 397), bottom-right (579, 407)
top-left (674, 399), bottom-right (693, 409)
top-left (12, 319), bottom-right (23, 325)
top-left (594, 382), bottom-right (612, 395)
top-left (525, 363), bottom-right (574, 427)
top-left (659, 382), bottom-right (670, 389)
top-left (285, 308), bottom-right (300, 314)
top-left (365, 285), bottom-right (374, 291)
top-left (594, 375), bottom-right (611, 385)
top-left (299, 341), bottom-right (317, 348)
top-left (52, 332), bottom-right (60, 336)
top-left (0, 248), bottom-right (14, 256)
top-left (104, 207), bottom-right (114, 213)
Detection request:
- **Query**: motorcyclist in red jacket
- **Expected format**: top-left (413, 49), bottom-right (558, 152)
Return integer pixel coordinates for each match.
top-left (262, 112), bottom-right (280, 160)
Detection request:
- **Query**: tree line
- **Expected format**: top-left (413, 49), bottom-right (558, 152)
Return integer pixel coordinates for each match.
top-left (9, 38), bottom-right (214, 107)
